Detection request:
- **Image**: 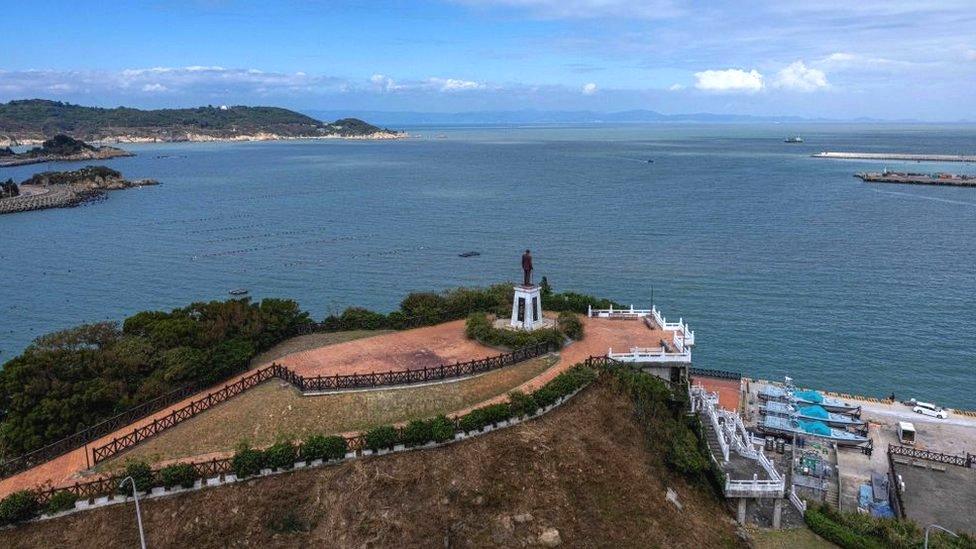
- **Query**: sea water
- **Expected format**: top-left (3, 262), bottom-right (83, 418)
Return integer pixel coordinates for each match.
top-left (1, 124), bottom-right (974, 406)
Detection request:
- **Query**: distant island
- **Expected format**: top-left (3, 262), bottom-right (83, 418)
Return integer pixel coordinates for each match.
top-left (0, 165), bottom-right (158, 215)
top-left (0, 134), bottom-right (132, 167)
top-left (0, 99), bottom-right (403, 145)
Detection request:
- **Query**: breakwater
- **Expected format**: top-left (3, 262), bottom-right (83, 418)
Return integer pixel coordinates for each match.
top-left (813, 152), bottom-right (976, 162)
top-left (856, 172), bottom-right (976, 187)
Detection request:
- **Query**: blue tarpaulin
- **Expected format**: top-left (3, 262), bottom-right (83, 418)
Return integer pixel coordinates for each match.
top-left (795, 390), bottom-right (824, 404)
top-left (798, 420), bottom-right (832, 436)
top-left (800, 405), bottom-right (830, 419)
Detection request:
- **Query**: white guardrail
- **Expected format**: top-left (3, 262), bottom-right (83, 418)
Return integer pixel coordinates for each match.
top-left (607, 346), bottom-right (691, 363)
top-left (789, 488), bottom-right (807, 513)
top-left (587, 304), bottom-right (695, 347)
top-left (726, 476), bottom-right (786, 495)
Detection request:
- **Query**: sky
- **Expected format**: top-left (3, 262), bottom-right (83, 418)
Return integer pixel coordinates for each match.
top-left (2, 0), bottom-right (975, 120)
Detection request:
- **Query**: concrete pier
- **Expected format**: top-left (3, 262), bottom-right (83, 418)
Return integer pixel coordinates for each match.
top-left (813, 152), bottom-right (976, 163)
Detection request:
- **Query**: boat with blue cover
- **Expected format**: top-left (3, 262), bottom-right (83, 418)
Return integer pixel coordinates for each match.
top-left (761, 401), bottom-right (865, 428)
top-left (759, 415), bottom-right (869, 446)
top-left (759, 378), bottom-right (861, 415)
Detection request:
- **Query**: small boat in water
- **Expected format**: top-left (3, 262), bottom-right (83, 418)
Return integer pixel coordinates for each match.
top-left (761, 401), bottom-right (864, 428)
top-left (759, 415), bottom-right (868, 445)
top-left (759, 378), bottom-right (861, 415)
top-left (785, 136), bottom-right (804, 143)
top-left (229, 288), bottom-right (249, 296)
top-left (458, 251), bottom-right (481, 258)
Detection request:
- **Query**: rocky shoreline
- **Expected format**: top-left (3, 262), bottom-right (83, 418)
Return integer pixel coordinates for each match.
top-left (0, 134), bottom-right (133, 167)
top-left (0, 166), bottom-right (158, 215)
top-left (1, 131), bottom-right (406, 148)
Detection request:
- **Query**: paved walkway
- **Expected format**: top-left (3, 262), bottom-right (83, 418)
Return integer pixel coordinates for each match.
top-left (0, 316), bottom-right (669, 497)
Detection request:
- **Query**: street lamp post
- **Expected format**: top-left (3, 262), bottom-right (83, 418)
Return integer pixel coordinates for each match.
top-left (924, 523), bottom-right (958, 549)
top-left (119, 476), bottom-right (147, 549)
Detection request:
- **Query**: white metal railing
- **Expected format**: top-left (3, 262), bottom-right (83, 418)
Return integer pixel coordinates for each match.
top-left (789, 488), bottom-right (807, 513)
top-left (608, 346), bottom-right (692, 363)
top-left (725, 474), bottom-right (786, 495)
top-left (587, 304), bottom-right (695, 347)
top-left (704, 395), bottom-right (730, 463)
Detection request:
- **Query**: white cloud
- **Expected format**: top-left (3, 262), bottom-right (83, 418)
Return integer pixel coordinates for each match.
top-left (370, 73), bottom-right (401, 92)
top-left (427, 77), bottom-right (485, 92)
top-left (694, 68), bottom-right (764, 92)
top-left (668, 83), bottom-right (685, 91)
top-left (141, 83), bottom-right (168, 93)
top-left (581, 82), bottom-right (598, 95)
top-left (773, 61), bottom-right (828, 91)
top-left (966, 50), bottom-right (976, 61)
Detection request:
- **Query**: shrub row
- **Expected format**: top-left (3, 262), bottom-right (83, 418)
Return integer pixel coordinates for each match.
top-left (322, 283), bottom-right (612, 335)
top-left (361, 363), bottom-right (598, 452)
top-left (804, 505), bottom-right (885, 549)
top-left (232, 434), bottom-right (349, 479)
top-left (464, 312), bottom-right (566, 350)
top-left (804, 502), bottom-right (976, 549)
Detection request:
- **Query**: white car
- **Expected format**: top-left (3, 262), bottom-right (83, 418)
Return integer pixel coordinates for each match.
top-left (912, 401), bottom-right (948, 419)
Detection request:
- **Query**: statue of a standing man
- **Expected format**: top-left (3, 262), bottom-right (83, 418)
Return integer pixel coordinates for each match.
top-left (521, 249), bottom-right (533, 286)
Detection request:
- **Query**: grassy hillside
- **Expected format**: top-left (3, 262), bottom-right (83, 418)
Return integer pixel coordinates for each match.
top-left (0, 99), bottom-right (394, 141)
top-left (0, 379), bottom-right (742, 548)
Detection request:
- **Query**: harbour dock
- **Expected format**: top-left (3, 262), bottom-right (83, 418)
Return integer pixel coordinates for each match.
top-left (814, 152), bottom-right (976, 163)
top-left (856, 171), bottom-right (976, 187)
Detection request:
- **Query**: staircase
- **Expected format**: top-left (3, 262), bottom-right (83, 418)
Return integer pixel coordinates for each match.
top-left (699, 410), bottom-right (723, 462)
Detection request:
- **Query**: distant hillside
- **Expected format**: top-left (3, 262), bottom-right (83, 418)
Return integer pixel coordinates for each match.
top-left (308, 108), bottom-right (887, 126)
top-left (0, 99), bottom-right (399, 143)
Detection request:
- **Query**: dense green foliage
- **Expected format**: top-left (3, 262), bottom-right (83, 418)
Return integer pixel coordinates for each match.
top-left (0, 99), bottom-right (391, 139)
top-left (231, 443), bottom-right (266, 479)
top-left (44, 490), bottom-right (77, 514)
top-left (0, 297), bottom-right (311, 459)
top-left (0, 490), bottom-right (39, 526)
top-left (159, 463), bottom-right (199, 489)
top-left (117, 460), bottom-right (154, 495)
top-left (606, 365), bottom-right (714, 481)
top-left (364, 425), bottom-right (400, 451)
top-left (464, 312), bottom-right (565, 350)
top-left (24, 134), bottom-right (94, 157)
top-left (804, 502), bottom-right (976, 549)
top-left (556, 311), bottom-right (584, 340)
top-left (21, 165), bottom-right (121, 186)
top-left (428, 415), bottom-right (455, 443)
top-left (323, 284), bottom-right (513, 331)
top-left (300, 434), bottom-right (348, 462)
top-left (264, 440), bottom-right (298, 470)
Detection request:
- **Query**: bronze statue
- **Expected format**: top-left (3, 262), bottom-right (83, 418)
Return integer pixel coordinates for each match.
top-left (521, 249), bottom-right (533, 286)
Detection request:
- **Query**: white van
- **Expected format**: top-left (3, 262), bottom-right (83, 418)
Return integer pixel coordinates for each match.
top-left (898, 421), bottom-right (916, 445)
top-left (912, 401), bottom-right (948, 419)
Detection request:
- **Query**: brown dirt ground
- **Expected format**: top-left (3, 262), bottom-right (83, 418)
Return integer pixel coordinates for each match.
top-left (97, 355), bottom-right (557, 470)
top-left (274, 320), bottom-right (497, 377)
top-left (249, 330), bottom-right (394, 367)
top-left (0, 380), bottom-right (742, 549)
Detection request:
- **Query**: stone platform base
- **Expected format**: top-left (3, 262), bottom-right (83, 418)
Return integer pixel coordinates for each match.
top-left (494, 317), bottom-right (556, 331)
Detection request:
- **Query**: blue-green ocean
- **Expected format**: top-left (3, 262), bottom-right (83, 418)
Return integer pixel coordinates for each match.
top-left (1, 124), bottom-right (974, 406)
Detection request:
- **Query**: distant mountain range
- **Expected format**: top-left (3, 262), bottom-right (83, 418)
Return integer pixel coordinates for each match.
top-left (305, 109), bottom-right (903, 126)
top-left (0, 99), bottom-right (399, 144)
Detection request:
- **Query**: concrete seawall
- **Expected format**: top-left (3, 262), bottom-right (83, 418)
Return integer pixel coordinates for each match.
top-left (813, 152), bottom-right (976, 163)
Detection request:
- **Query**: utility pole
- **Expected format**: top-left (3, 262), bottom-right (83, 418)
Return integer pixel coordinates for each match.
top-left (119, 476), bottom-right (147, 549)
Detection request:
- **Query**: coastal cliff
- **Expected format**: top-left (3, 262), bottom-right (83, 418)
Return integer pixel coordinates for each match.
top-left (0, 100), bottom-right (403, 144)
top-left (0, 134), bottom-right (132, 167)
top-left (0, 166), bottom-right (157, 215)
